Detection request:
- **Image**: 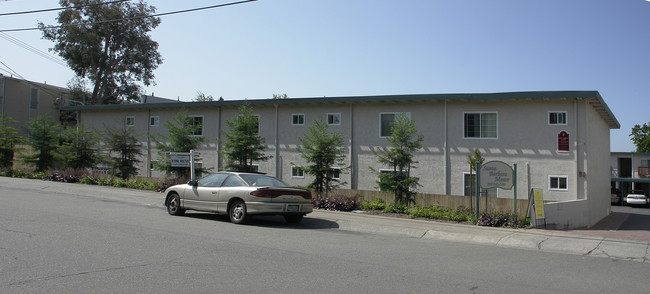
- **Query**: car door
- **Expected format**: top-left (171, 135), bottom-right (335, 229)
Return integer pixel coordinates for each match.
top-left (189, 173), bottom-right (229, 211)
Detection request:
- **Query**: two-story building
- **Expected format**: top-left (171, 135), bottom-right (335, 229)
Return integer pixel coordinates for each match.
top-left (611, 152), bottom-right (650, 202)
top-left (62, 91), bottom-right (619, 228)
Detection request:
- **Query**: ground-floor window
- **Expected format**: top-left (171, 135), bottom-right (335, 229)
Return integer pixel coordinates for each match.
top-left (463, 173), bottom-right (497, 197)
top-left (549, 175), bottom-right (568, 191)
top-left (291, 166), bottom-right (304, 178)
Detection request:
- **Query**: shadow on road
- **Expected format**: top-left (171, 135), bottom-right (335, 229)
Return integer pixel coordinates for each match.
top-left (181, 212), bottom-right (339, 230)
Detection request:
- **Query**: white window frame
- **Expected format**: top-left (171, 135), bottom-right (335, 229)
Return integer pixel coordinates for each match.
top-left (250, 164), bottom-right (259, 172)
top-left (149, 116), bottom-right (159, 126)
top-left (125, 116), bottom-right (135, 126)
top-left (379, 112), bottom-right (411, 138)
top-left (548, 111), bottom-right (567, 125)
top-left (327, 113), bottom-right (341, 126)
top-left (549, 175), bottom-right (568, 191)
top-left (463, 112), bottom-right (498, 139)
top-left (330, 167), bottom-right (341, 180)
top-left (291, 113), bottom-right (305, 126)
top-left (189, 115), bottom-right (204, 136)
top-left (291, 166), bottom-right (304, 178)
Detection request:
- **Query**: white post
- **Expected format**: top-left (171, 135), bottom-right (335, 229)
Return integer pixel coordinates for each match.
top-left (190, 149), bottom-right (195, 181)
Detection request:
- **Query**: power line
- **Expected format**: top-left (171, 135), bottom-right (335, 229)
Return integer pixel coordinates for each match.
top-left (0, 32), bottom-right (68, 67)
top-left (0, 58), bottom-right (69, 98)
top-left (0, 0), bottom-right (259, 33)
top-left (0, 0), bottom-right (132, 17)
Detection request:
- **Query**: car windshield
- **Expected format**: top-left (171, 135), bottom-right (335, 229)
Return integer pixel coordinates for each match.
top-left (239, 174), bottom-right (290, 187)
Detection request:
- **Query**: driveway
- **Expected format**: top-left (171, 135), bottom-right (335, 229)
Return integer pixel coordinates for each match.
top-left (560, 206), bottom-right (650, 242)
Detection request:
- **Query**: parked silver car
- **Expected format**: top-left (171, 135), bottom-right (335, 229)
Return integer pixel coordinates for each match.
top-left (624, 190), bottom-right (648, 207)
top-left (164, 172), bottom-right (313, 224)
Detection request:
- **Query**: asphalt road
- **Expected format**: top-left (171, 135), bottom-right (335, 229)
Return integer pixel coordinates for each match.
top-left (1, 179), bottom-right (649, 293)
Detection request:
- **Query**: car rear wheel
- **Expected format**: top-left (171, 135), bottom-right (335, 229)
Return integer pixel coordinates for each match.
top-left (167, 193), bottom-right (185, 216)
top-left (229, 200), bottom-right (249, 224)
top-left (284, 214), bottom-right (304, 224)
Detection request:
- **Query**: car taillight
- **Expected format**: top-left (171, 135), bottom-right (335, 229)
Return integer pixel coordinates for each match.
top-left (250, 190), bottom-right (312, 199)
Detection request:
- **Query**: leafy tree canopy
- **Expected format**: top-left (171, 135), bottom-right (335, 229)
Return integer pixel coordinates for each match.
top-left (40, 0), bottom-right (163, 104)
top-left (222, 104), bottom-right (271, 172)
top-left (630, 122), bottom-right (650, 153)
top-left (193, 91), bottom-right (214, 102)
top-left (296, 119), bottom-right (347, 197)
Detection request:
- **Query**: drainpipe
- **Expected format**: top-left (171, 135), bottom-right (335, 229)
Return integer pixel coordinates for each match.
top-left (444, 99), bottom-right (449, 195)
top-left (217, 107), bottom-right (222, 170)
top-left (350, 103), bottom-right (356, 189)
top-left (574, 99), bottom-right (580, 199)
top-left (147, 108), bottom-right (151, 178)
top-left (274, 104), bottom-right (280, 178)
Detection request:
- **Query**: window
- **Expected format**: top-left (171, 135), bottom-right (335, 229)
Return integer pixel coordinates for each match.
top-left (463, 173), bottom-right (497, 197)
top-left (198, 173), bottom-right (229, 187)
top-left (464, 112), bottom-right (497, 138)
top-left (380, 112), bottom-right (410, 137)
top-left (149, 116), bottom-right (159, 126)
top-left (189, 115), bottom-right (203, 136)
top-left (641, 160), bottom-right (650, 167)
top-left (292, 114), bottom-right (305, 125)
top-left (223, 175), bottom-right (245, 187)
top-left (549, 112), bottom-right (567, 125)
top-left (30, 89), bottom-right (38, 109)
top-left (327, 113), bottom-right (341, 125)
top-left (125, 116), bottom-right (135, 126)
top-left (549, 176), bottom-right (568, 191)
top-left (330, 168), bottom-right (341, 180)
top-left (291, 166), bottom-right (304, 178)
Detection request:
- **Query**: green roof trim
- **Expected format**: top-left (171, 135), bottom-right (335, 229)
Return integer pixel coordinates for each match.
top-left (60, 90), bottom-right (620, 129)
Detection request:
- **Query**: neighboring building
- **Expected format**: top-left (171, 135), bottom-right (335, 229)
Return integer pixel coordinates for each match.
top-left (62, 91), bottom-right (619, 228)
top-left (611, 152), bottom-right (650, 199)
top-left (0, 74), bottom-right (69, 135)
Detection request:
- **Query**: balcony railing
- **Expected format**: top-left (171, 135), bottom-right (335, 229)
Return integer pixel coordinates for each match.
top-left (640, 167), bottom-right (650, 178)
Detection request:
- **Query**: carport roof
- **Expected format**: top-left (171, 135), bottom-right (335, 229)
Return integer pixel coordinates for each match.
top-left (60, 90), bottom-right (620, 129)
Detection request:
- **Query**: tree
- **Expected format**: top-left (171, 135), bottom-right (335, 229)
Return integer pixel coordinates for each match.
top-left (222, 104), bottom-right (271, 172)
top-left (58, 124), bottom-right (102, 170)
top-left (40, 0), bottom-right (163, 104)
top-left (152, 109), bottom-right (206, 178)
top-left (296, 119), bottom-right (347, 198)
top-left (466, 147), bottom-right (485, 211)
top-left (630, 122), bottom-right (650, 153)
top-left (24, 114), bottom-right (62, 172)
top-left (104, 123), bottom-right (142, 179)
top-left (193, 91), bottom-right (214, 102)
top-left (272, 93), bottom-right (288, 99)
top-left (0, 115), bottom-right (25, 169)
top-left (371, 113), bottom-right (423, 205)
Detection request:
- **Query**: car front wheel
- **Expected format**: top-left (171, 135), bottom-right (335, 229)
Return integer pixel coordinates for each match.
top-left (229, 200), bottom-right (249, 224)
top-left (167, 193), bottom-right (185, 216)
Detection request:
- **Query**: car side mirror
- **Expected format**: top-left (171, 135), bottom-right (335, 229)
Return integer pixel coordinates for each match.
top-left (188, 180), bottom-right (198, 187)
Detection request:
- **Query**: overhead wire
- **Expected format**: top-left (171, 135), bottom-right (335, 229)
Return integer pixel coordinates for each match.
top-left (0, 0), bottom-right (259, 33)
top-left (0, 0), bottom-right (132, 17)
top-left (0, 32), bottom-right (68, 67)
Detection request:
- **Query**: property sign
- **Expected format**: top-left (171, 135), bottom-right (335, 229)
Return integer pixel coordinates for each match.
top-left (558, 131), bottom-right (570, 152)
top-left (479, 161), bottom-right (514, 190)
top-left (534, 189), bottom-right (545, 219)
top-left (170, 152), bottom-right (191, 167)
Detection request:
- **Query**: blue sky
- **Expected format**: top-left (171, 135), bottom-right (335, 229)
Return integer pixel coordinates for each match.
top-left (0, 0), bottom-right (649, 152)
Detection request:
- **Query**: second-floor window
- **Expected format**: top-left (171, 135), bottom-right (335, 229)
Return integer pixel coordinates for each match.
top-left (125, 116), bottom-right (135, 126)
top-left (190, 115), bottom-right (203, 136)
top-left (150, 116), bottom-right (159, 126)
top-left (292, 114), bottom-right (305, 125)
top-left (464, 112), bottom-right (497, 138)
top-left (549, 111), bottom-right (567, 125)
top-left (327, 113), bottom-right (341, 125)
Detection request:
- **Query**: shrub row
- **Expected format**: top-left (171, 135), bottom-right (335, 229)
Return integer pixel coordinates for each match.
top-left (360, 198), bottom-right (529, 228)
top-left (312, 198), bottom-right (360, 212)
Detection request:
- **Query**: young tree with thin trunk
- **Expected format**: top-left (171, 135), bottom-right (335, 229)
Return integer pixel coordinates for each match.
top-left (104, 123), bottom-right (142, 179)
top-left (152, 109), bottom-right (206, 178)
top-left (296, 119), bottom-right (347, 198)
top-left (24, 114), bottom-right (62, 172)
top-left (0, 115), bottom-right (25, 169)
top-left (222, 104), bottom-right (271, 172)
top-left (371, 113), bottom-right (423, 205)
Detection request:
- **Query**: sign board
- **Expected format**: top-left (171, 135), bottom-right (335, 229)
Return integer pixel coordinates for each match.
top-left (479, 161), bottom-right (514, 190)
top-left (534, 189), bottom-right (545, 219)
top-left (558, 131), bottom-right (570, 152)
top-left (170, 152), bottom-right (190, 167)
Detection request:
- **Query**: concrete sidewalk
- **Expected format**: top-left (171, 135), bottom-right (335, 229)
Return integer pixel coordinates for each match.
top-left (3, 177), bottom-right (649, 263)
top-left (309, 210), bottom-right (650, 263)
